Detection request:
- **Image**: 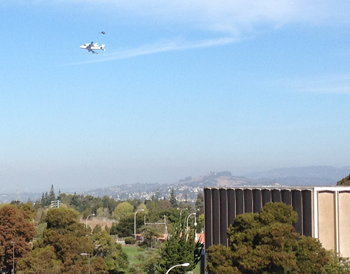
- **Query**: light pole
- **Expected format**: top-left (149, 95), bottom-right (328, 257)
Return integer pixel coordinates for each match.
top-left (186, 213), bottom-right (196, 232)
top-left (85, 213), bottom-right (95, 230)
top-left (165, 263), bottom-right (190, 274)
top-left (134, 209), bottom-right (145, 240)
top-left (177, 208), bottom-right (183, 224)
top-left (80, 253), bottom-right (90, 274)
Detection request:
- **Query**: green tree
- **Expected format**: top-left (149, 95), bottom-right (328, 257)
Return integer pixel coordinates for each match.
top-left (141, 226), bottom-right (161, 248)
top-left (48, 184), bottom-right (56, 203)
top-left (113, 215), bottom-right (135, 237)
top-left (35, 207), bottom-right (95, 274)
top-left (169, 188), bottom-right (178, 208)
top-left (195, 192), bottom-right (204, 215)
top-left (207, 202), bottom-right (331, 274)
top-left (92, 230), bottom-right (129, 273)
top-left (112, 202), bottom-right (134, 221)
top-left (155, 222), bottom-right (203, 274)
top-left (196, 214), bottom-right (204, 233)
top-left (93, 225), bottom-right (102, 234)
top-left (16, 245), bottom-right (63, 274)
top-left (325, 251), bottom-right (350, 274)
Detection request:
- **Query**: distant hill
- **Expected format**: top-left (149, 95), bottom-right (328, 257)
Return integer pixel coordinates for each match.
top-left (84, 171), bottom-right (255, 202)
top-left (244, 166), bottom-right (350, 186)
top-left (83, 167), bottom-right (350, 201)
top-left (175, 171), bottom-right (253, 188)
top-left (337, 174), bottom-right (350, 186)
top-left (1, 166), bottom-right (350, 203)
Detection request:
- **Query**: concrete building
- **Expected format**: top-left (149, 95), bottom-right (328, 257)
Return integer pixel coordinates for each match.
top-left (204, 186), bottom-right (350, 258)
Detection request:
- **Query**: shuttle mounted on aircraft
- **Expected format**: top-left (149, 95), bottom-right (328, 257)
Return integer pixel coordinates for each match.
top-left (80, 42), bottom-right (105, 54)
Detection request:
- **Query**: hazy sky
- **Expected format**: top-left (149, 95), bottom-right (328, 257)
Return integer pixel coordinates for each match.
top-left (1, 0), bottom-right (350, 193)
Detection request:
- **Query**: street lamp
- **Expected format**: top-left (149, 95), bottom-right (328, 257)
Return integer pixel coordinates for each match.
top-left (80, 253), bottom-right (91, 274)
top-left (186, 213), bottom-right (196, 231)
top-left (11, 241), bottom-right (15, 274)
top-left (177, 208), bottom-right (183, 225)
top-left (85, 213), bottom-right (95, 230)
top-left (134, 209), bottom-right (145, 240)
top-left (165, 263), bottom-right (190, 274)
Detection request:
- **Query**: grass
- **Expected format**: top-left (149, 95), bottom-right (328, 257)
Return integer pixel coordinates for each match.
top-left (122, 244), bottom-right (201, 274)
top-left (122, 245), bottom-right (143, 265)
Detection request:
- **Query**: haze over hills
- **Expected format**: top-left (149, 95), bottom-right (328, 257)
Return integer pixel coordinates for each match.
top-left (243, 166), bottom-right (350, 186)
top-left (0, 166), bottom-right (349, 203)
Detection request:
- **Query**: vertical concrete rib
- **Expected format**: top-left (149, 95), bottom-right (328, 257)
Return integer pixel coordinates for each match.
top-left (262, 189), bottom-right (271, 206)
top-left (292, 190), bottom-right (303, 235)
top-left (253, 189), bottom-right (262, 213)
top-left (236, 189), bottom-right (244, 215)
top-left (204, 188), bottom-right (212, 250)
top-left (302, 190), bottom-right (312, 237)
top-left (227, 189), bottom-right (236, 226)
top-left (272, 189), bottom-right (281, 202)
top-left (244, 189), bottom-right (253, 213)
top-left (212, 188), bottom-right (220, 245)
top-left (219, 189), bottom-right (228, 246)
top-left (281, 190), bottom-right (291, 206)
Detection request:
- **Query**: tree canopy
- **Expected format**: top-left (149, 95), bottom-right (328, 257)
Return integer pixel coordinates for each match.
top-left (112, 202), bottom-right (134, 221)
top-left (0, 205), bottom-right (37, 273)
top-left (207, 202), bottom-right (334, 274)
top-left (155, 222), bottom-right (203, 274)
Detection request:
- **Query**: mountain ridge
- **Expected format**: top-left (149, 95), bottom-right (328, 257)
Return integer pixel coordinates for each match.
top-left (1, 166), bottom-right (349, 203)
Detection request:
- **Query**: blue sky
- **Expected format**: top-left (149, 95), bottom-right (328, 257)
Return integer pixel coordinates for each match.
top-left (1, 0), bottom-right (350, 193)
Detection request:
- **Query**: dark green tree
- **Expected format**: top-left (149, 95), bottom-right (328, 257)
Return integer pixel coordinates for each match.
top-left (207, 202), bottom-right (333, 274)
top-left (48, 184), bottom-right (56, 203)
top-left (34, 207), bottom-right (95, 274)
top-left (92, 230), bottom-right (129, 273)
top-left (141, 226), bottom-right (161, 248)
top-left (169, 188), bottom-right (178, 208)
top-left (155, 222), bottom-right (203, 274)
top-left (93, 224), bottom-right (102, 234)
top-left (16, 245), bottom-right (63, 274)
top-left (112, 212), bottom-right (144, 238)
top-left (195, 192), bottom-right (204, 215)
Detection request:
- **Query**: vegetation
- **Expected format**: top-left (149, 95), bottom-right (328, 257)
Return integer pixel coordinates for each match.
top-left (16, 207), bottom-right (127, 274)
top-left (207, 202), bottom-right (350, 274)
top-left (0, 185), bottom-right (203, 274)
top-left (337, 174), bottom-right (350, 185)
top-left (0, 204), bottom-right (37, 274)
top-left (4, 185), bottom-right (349, 274)
top-left (155, 222), bottom-right (203, 274)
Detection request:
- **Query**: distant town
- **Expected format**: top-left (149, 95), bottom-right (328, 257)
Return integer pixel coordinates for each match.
top-left (1, 166), bottom-right (349, 204)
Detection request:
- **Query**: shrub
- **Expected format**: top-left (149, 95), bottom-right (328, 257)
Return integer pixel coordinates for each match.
top-left (125, 237), bottom-right (137, 244)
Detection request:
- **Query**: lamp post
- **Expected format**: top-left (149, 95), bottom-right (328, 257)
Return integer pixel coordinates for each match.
top-left (11, 241), bottom-right (15, 274)
top-left (134, 209), bottom-right (145, 240)
top-left (80, 253), bottom-right (90, 274)
top-left (165, 263), bottom-right (190, 274)
top-left (85, 213), bottom-right (95, 230)
top-left (186, 213), bottom-right (196, 232)
top-left (177, 208), bottom-right (183, 225)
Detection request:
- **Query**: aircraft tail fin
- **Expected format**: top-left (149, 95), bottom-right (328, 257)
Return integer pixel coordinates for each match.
top-left (100, 44), bottom-right (105, 51)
